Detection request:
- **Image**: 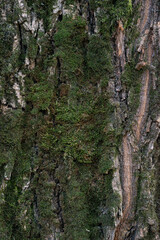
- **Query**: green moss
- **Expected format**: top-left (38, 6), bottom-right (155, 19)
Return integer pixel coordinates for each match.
top-left (0, 1), bottom-right (127, 238)
top-left (27, 36), bottom-right (38, 60)
top-left (0, 109), bottom-right (31, 239)
top-left (54, 16), bottom-right (86, 82)
top-left (92, 0), bottom-right (132, 34)
top-left (63, 176), bottom-right (90, 239)
top-left (0, 22), bottom-right (15, 57)
top-left (65, 0), bottom-right (75, 6)
top-left (103, 172), bottom-right (121, 227)
top-left (26, 0), bottom-right (56, 30)
top-left (121, 58), bottom-right (143, 119)
top-left (87, 35), bottom-right (113, 82)
top-left (50, 10), bottom-right (123, 236)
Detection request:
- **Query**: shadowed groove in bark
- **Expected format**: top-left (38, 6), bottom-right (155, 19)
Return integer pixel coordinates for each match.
top-left (87, 1), bottom-right (96, 35)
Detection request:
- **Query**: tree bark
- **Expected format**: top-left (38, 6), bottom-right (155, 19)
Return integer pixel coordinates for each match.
top-left (0, 0), bottom-right (159, 239)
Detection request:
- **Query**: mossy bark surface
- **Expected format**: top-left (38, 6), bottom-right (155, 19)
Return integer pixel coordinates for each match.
top-left (0, 1), bottom-right (160, 239)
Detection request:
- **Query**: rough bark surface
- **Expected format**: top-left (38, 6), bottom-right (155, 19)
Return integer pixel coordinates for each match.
top-left (0, 0), bottom-right (159, 240)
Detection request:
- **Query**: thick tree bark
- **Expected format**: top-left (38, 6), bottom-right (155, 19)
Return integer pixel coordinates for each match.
top-left (0, 0), bottom-right (159, 239)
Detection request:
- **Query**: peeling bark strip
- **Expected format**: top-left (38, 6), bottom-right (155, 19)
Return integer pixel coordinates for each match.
top-left (135, 42), bottom-right (152, 141)
top-left (113, 15), bottom-right (133, 240)
top-left (114, 0), bottom-right (158, 239)
top-left (135, 0), bottom-right (153, 141)
top-left (115, 20), bottom-right (126, 76)
top-left (122, 135), bottom-right (132, 217)
top-left (140, 0), bottom-right (151, 32)
top-left (114, 135), bottom-right (132, 240)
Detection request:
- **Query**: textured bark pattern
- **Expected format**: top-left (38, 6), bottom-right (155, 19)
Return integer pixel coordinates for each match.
top-left (114, 1), bottom-right (159, 239)
top-left (0, 0), bottom-right (160, 240)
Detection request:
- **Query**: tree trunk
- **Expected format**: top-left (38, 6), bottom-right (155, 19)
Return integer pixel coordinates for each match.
top-left (0, 0), bottom-right (159, 239)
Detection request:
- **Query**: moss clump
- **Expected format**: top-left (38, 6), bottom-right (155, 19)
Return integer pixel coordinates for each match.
top-left (51, 11), bottom-right (123, 238)
top-left (86, 35), bottom-right (112, 83)
top-left (54, 16), bottom-right (86, 82)
top-left (27, 36), bottom-right (38, 60)
top-left (0, 110), bottom-right (29, 239)
top-left (0, 1), bottom-right (127, 239)
top-left (65, 0), bottom-right (75, 6)
top-left (121, 58), bottom-right (143, 119)
top-left (26, 0), bottom-right (56, 31)
top-left (91, 0), bottom-right (132, 34)
top-left (63, 176), bottom-right (90, 240)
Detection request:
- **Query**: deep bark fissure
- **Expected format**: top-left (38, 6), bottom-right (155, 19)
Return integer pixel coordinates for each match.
top-left (54, 178), bottom-right (64, 232)
top-left (56, 56), bottom-right (63, 99)
top-left (87, 2), bottom-right (95, 35)
top-left (30, 144), bottom-right (42, 235)
top-left (17, 21), bottom-right (27, 63)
